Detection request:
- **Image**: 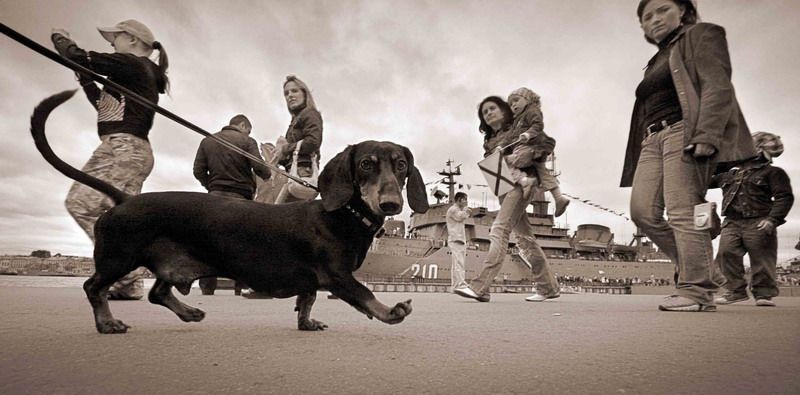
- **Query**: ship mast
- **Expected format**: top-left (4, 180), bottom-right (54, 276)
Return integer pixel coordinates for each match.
top-left (629, 226), bottom-right (647, 260)
top-left (437, 159), bottom-right (461, 202)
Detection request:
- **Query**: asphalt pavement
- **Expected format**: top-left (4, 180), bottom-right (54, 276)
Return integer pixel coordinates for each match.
top-left (1, 287), bottom-right (798, 394)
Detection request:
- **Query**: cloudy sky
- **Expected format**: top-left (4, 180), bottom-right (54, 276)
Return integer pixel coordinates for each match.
top-left (1, 0), bottom-right (798, 263)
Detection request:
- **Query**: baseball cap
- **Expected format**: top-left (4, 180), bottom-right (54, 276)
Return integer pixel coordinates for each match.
top-left (97, 19), bottom-right (155, 47)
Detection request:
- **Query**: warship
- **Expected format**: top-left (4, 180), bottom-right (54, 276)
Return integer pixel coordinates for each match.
top-left (354, 160), bottom-right (675, 285)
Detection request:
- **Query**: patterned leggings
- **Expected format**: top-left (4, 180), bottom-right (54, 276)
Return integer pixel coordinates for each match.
top-left (65, 133), bottom-right (153, 296)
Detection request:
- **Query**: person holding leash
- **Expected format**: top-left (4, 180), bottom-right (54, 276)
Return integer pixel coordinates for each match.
top-left (621, 0), bottom-right (756, 311)
top-left (193, 114), bottom-right (271, 295)
top-left (51, 19), bottom-right (169, 299)
top-left (454, 96), bottom-right (559, 303)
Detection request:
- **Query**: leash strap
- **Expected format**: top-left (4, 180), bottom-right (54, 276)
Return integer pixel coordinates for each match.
top-left (1, 22), bottom-right (318, 191)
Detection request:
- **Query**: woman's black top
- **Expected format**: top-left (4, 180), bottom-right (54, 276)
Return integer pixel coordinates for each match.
top-left (636, 31), bottom-right (683, 129)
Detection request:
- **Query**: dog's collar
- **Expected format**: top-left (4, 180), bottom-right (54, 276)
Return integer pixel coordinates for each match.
top-left (344, 204), bottom-right (385, 238)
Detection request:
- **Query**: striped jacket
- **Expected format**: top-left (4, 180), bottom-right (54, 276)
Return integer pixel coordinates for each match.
top-left (54, 33), bottom-right (163, 140)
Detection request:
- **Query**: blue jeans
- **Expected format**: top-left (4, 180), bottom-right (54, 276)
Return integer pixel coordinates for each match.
top-left (630, 122), bottom-right (720, 304)
top-left (469, 185), bottom-right (557, 296)
top-left (716, 218), bottom-right (779, 299)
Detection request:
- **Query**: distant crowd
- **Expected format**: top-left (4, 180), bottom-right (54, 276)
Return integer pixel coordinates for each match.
top-left (556, 275), bottom-right (671, 287)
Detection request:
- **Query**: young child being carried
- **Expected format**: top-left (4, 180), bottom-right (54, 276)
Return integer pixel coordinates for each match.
top-left (505, 87), bottom-right (570, 217)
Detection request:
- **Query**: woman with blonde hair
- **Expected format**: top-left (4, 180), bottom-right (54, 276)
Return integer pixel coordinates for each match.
top-left (274, 75), bottom-right (323, 203)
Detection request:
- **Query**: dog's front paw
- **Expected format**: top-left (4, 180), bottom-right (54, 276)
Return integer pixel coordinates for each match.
top-left (96, 319), bottom-right (130, 334)
top-left (385, 299), bottom-right (412, 324)
top-left (178, 307), bottom-right (206, 323)
top-left (298, 318), bottom-right (328, 331)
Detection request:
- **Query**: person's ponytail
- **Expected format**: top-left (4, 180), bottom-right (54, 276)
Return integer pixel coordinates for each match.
top-left (152, 41), bottom-right (170, 94)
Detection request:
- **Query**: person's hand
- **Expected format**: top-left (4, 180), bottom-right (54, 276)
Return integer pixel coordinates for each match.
top-left (51, 28), bottom-right (70, 38)
top-left (518, 132), bottom-right (531, 144)
top-left (509, 167), bottom-right (523, 183)
top-left (465, 207), bottom-right (473, 216)
top-left (756, 219), bottom-right (775, 235)
top-left (685, 143), bottom-right (716, 158)
top-left (275, 136), bottom-right (289, 155)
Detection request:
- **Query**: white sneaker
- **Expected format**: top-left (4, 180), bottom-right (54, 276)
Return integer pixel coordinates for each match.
top-left (525, 292), bottom-right (560, 302)
top-left (454, 286), bottom-right (479, 299)
top-left (755, 298), bottom-right (776, 307)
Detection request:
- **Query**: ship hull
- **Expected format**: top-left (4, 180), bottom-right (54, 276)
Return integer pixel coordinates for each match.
top-left (356, 240), bottom-right (675, 284)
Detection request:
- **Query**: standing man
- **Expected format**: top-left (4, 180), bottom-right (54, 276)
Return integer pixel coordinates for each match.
top-left (712, 132), bottom-right (794, 307)
top-left (447, 192), bottom-right (472, 293)
top-left (193, 114), bottom-right (271, 294)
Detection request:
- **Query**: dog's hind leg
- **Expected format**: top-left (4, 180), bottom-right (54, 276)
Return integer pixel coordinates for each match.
top-left (148, 279), bottom-right (205, 323)
top-left (295, 292), bottom-right (327, 331)
top-left (83, 273), bottom-right (130, 334)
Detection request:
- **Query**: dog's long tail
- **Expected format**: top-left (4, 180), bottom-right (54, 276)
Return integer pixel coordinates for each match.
top-left (31, 90), bottom-right (129, 205)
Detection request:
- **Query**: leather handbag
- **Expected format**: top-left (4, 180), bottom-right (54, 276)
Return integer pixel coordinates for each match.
top-left (286, 140), bottom-right (319, 201)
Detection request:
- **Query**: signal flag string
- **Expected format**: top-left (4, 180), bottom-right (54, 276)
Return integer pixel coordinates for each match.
top-left (562, 193), bottom-right (630, 221)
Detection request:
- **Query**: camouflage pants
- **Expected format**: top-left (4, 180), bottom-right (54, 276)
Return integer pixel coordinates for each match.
top-left (65, 133), bottom-right (154, 299)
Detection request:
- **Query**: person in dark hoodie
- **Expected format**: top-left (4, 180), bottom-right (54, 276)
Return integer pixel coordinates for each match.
top-left (621, 0), bottom-right (756, 312)
top-left (193, 114), bottom-right (270, 295)
top-left (51, 19), bottom-right (169, 300)
top-left (193, 114), bottom-right (271, 201)
top-left (274, 75), bottom-right (323, 203)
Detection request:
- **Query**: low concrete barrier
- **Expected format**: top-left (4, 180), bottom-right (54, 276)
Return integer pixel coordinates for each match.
top-left (580, 285), bottom-right (632, 295)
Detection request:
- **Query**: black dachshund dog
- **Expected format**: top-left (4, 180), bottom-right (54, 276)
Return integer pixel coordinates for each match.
top-left (31, 90), bottom-right (429, 333)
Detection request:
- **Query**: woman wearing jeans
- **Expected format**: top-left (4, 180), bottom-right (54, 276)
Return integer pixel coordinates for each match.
top-left (621, 0), bottom-right (756, 311)
top-left (454, 96), bottom-right (559, 303)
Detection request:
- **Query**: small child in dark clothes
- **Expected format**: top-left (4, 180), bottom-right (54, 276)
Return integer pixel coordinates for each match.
top-left (507, 87), bottom-right (569, 217)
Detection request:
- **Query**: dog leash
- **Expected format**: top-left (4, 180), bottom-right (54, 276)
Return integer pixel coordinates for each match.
top-left (1, 22), bottom-right (318, 191)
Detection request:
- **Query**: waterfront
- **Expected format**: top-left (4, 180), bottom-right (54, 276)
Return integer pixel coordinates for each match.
top-left (0, 275), bottom-right (159, 289)
top-left (1, 284), bottom-right (799, 394)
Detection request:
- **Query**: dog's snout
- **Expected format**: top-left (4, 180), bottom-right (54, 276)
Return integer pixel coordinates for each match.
top-left (379, 201), bottom-right (402, 215)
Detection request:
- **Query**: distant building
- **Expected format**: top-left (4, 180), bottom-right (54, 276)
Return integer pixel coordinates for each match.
top-left (31, 250), bottom-right (51, 258)
top-left (0, 255), bottom-right (94, 275)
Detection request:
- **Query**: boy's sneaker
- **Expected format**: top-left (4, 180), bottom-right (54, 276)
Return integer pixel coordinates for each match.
top-left (714, 292), bottom-right (749, 305)
top-left (755, 298), bottom-right (776, 307)
top-left (658, 295), bottom-right (716, 312)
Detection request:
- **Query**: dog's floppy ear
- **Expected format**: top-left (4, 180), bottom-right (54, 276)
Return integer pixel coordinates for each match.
top-left (402, 146), bottom-right (430, 213)
top-left (319, 144), bottom-right (355, 211)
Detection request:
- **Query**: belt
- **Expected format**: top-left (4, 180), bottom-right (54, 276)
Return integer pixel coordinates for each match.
top-left (645, 117), bottom-right (682, 136)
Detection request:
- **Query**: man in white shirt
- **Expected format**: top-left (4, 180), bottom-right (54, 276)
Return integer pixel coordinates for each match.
top-left (447, 192), bottom-right (472, 292)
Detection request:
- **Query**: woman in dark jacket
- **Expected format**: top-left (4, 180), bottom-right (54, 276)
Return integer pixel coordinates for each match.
top-left (275, 75), bottom-right (323, 203)
top-left (622, 0), bottom-right (756, 312)
top-left (454, 96), bottom-right (559, 303)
